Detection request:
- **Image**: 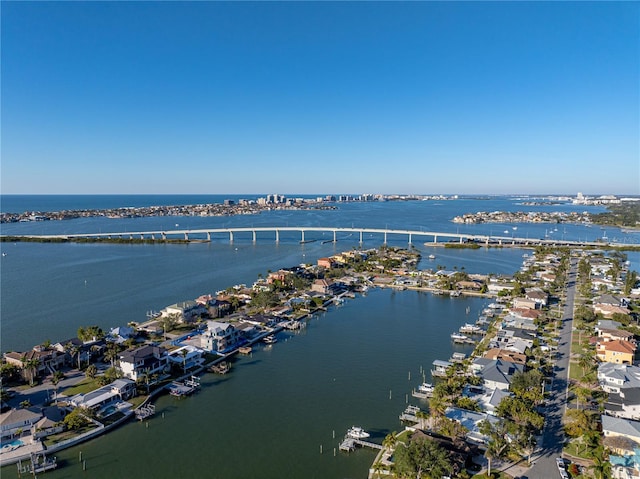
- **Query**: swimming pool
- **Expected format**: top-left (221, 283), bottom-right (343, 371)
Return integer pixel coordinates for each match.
top-left (1, 439), bottom-right (24, 452)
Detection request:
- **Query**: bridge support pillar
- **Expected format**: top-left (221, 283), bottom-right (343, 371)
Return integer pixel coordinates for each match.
top-left (433, 235), bottom-right (437, 244)
top-left (275, 230), bottom-right (279, 243)
top-left (460, 237), bottom-right (463, 244)
top-left (301, 230), bottom-right (305, 243)
top-left (140, 234), bottom-right (144, 240)
top-left (206, 232), bottom-right (211, 241)
top-left (161, 233), bottom-right (166, 241)
top-left (252, 230), bottom-right (256, 242)
top-left (408, 233), bottom-right (412, 244)
top-left (151, 234), bottom-right (155, 240)
top-left (333, 230), bottom-right (336, 242)
top-left (485, 237), bottom-right (489, 246)
top-left (384, 231), bottom-right (387, 244)
top-left (359, 230), bottom-right (363, 244)
top-left (229, 231), bottom-right (234, 242)
top-left (184, 233), bottom-right (189, 241)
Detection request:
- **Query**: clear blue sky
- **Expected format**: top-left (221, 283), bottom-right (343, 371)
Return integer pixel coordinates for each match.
top-left (1, 1), bottom-right (638, 195)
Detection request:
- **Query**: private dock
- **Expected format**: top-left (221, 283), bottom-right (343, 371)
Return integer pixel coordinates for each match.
top-left (449, 352), bottom-right (467, 363)
top-left (238, 346), bottom-right (252, 355)
top-left (399, 405), bottom-right (421, 423)
top-left (17, 453), bottom-right (57, 475)
top-left (339, 438), bottom-right (383, 452)
top-left (210, 361), bottom-right (231, 374)
top-left (135, 403), bottom-right (156, 421)
top-left (168, 376), bottom-right (201, 397)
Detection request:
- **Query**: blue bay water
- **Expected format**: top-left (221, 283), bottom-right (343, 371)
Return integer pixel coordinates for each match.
top-left (1, 195), bottom-right (639, 478)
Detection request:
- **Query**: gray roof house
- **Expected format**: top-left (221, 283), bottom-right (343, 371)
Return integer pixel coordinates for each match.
top-left (599, 363), bottom-right (640, 394)
top-left (472, 358), bottom-right (525, 391)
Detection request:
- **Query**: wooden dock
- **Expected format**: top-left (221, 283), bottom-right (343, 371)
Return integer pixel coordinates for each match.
top-left (339, 438), bottom-right (383, 452)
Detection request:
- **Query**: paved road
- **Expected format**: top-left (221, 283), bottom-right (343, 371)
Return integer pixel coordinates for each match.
top-left (526, 256), bottom-right (578, 479)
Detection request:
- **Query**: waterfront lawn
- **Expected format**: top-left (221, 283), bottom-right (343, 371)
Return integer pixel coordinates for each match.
top-left (43, 423), bottom-right (98, 447)
top-left (62, 377), bottom-right (102, 396)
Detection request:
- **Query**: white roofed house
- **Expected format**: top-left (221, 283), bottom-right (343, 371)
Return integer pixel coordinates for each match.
top-left (167, 345), bottom-right (204, 372)
top-left (161, 300), bottom-right (207, 323)
top-left (69, 378), bottom-right (136, 414)
top-left (118, 345), bottom-right (169, 382)
top-left (201, 321), bottom-right (241, 354)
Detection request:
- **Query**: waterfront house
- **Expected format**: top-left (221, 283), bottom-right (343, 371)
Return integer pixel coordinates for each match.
top-left (471, 358), bottom-right (525, 391)
top-left (33, 406), bottom-right (66, 439)
top-left (200, 321), bottom-right (241, 354)
top-left (118, 345), bottom-right (168, 381)
top-left (161, 300), bottom-right (207, 323)
top-left (512, 298), bottom-right (539, 310)
top-left (597, 340), bottom-right (636, 365)
top-left (311, 278), bottom-right (334, 295)
top-left (167, 345), bottom-right (204, 371)
top-left (108, 326), bottom-right (136, 344)
top-left (462, 384), bottom-right (512, 416)
top-left (4, 347), bottom-right (66, 380)
top-left (69, 378), bottom-right (136, 413)
top-left (0, 408), bottom-right (42, 441)
top-left (483, 348), bottom-right (527, 366)
top-left (444, 407), bottom-right (499, 445)
top-left (317, 257), bottom-right (336, 269)
top-left (524, 288), bottom-right (548, 307)
top-left (195, 295), bottom-right (231, 318)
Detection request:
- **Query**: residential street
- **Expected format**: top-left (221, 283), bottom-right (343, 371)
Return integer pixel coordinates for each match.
top-left (525, 257), bottom-right (578, 479)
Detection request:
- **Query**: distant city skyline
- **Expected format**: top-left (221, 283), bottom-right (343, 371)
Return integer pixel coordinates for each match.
top-left (1, 2), bottom-right (638, 195)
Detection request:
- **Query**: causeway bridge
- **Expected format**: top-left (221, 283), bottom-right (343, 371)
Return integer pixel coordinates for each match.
top-left (7, 226), bottom-right (620, 248)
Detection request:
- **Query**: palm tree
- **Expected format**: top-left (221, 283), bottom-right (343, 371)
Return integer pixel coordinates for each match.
top-left (382, 432), bottom-right (397, 452)
top-left (85, 364), bottom-right (98, 379)
top-left (104, 343), bottom-right (120, 368)
top-left (181, 349), bottom-right (188, 374)
top-left (51, 370), bottom-right (64, 405)
top-left (21, 357), bottom-right (41, 386)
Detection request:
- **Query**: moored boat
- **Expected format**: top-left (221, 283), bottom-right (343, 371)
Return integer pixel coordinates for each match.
top-left (346, 426), bottom-right (370, 439)
top-left (263, 334), bottom-right (278, 344)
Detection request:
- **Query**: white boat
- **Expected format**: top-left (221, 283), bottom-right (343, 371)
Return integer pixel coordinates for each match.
top-left (346, 426), bottom-right (370, 439)
top-left (460, 323), bottom-right (483, 334)
top-left (428, 254), bottom-right (436, 259)
top-left (417, 382), bottom-right (434, 394)
top-left (263, 335), bottom-right (277, 344)
top-left (450, 333), bottom-right (468, 341)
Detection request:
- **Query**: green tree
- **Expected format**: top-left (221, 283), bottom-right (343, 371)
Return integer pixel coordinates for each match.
top-left (21, 356), bottom-right (41, 386)
top-left (64, 408), bottom-right (89, 430)
top-left (479, 419), bottom-right (510, 477)
top-left (77, 325), bottom-right (104, 342)
top-left (85, 364), bottom-right (98, 380)
top-left (393, 436), bottom-right (453, 479)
